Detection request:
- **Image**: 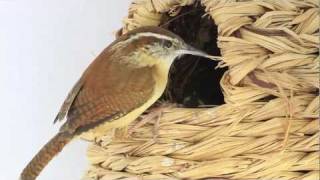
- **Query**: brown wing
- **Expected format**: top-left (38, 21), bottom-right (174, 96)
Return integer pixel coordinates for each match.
top-left (59, 50), bottom-right (155, 134)
top-left (53, 79), bottom-right (83, 123)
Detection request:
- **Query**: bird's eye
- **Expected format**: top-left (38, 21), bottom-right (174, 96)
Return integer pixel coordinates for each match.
top-left (163, 40), bottom-right (173, 48)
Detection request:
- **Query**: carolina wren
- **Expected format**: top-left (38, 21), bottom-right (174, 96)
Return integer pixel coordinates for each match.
top-left (20, 26), bottom-right (214, 180)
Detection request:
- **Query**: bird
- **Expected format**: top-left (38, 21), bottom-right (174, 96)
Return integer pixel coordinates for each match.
top-left (20, 26), bottom-right (215, 180)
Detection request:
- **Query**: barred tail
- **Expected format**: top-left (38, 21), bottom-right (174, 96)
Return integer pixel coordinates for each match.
top-left (20, 132), bottom-right (73, 180)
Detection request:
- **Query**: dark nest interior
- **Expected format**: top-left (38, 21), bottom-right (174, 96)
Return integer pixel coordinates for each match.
top-left (160, 3), bottom-right (227, 107)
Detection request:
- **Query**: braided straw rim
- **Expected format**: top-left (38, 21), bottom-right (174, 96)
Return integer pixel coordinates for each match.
top-left (84, 0), bottom-right (319, 179)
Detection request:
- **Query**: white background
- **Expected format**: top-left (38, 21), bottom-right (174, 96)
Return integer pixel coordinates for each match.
top-left (0, 0), bottom-right (131, 179)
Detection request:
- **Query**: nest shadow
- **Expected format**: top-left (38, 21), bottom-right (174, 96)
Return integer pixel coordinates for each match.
top-left (160, 4), bottom-right (227, 107)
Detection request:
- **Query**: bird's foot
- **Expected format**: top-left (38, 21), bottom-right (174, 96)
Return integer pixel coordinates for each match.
top-left (127, 102), bottom-right (178, 140)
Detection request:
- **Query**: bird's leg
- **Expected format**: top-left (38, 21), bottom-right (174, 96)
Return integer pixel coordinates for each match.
top-left (128, 101), bottom-right (177, 139)
top-left (152, 112), bottom-right (161, 140)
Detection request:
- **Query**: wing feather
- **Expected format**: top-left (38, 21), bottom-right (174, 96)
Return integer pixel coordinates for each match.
top-left (53, 79), bottom-right (83, 123)
top-left (58, 48), bottom-right (156, 134)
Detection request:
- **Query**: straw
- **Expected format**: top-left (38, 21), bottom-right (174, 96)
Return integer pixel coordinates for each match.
top-left (84, 0), bottom-right (319, 179)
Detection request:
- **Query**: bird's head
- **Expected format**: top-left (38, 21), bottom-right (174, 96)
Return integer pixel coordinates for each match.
top-left (111, 26), bottom-right (214, 67)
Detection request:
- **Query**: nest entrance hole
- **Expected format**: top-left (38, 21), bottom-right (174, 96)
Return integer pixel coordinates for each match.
top-left (161, 4), bottom-right (226, 107)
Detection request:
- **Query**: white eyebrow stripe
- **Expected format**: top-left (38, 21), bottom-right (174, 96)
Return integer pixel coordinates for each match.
top-left (126, 32), bottom-right (174, 43)
top-left (111, 32), bottom-right (176, 51)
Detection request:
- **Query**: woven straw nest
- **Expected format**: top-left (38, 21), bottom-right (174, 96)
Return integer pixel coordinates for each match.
top-left (84, 0), bottom-right (319, 180)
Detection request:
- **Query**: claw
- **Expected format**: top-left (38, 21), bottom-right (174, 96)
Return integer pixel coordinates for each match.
top-left (127, 102), bottom-right (178, 139)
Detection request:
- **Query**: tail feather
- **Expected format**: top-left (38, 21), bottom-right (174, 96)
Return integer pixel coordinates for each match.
top-left (20, 132), bottom-right (73, 180)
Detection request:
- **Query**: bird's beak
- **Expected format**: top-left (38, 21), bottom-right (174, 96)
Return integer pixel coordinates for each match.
top-left (176, 45), bottom-right (220, 61)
